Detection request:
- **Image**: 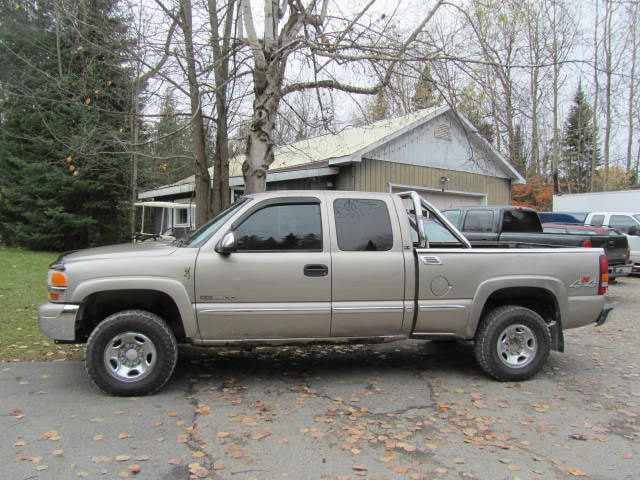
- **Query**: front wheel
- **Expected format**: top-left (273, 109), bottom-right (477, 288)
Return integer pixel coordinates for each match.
top-left (85, 310), bottom-right (178, 396)
top-left (474, 305), bottom-right (551, 381)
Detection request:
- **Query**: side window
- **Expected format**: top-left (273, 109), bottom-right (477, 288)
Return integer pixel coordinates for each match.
top-left (502, 210), bottom-right (541, 232)
top-left (334, 198), bottom-right (393, 251)
top-left (463, 210), bottom-right (494, 232)
top-left (235, 203), bottom-right (322, 251)
top-left (609, 215), bottom-right (637, 232)
top-left (590, 215), bottom-right (605, 227)
top-left (442, 209), bottom-right (462, 228)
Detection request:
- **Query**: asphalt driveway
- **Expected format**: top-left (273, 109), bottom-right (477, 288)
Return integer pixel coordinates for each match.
top-left (2, 279), bottom-right (639, 480)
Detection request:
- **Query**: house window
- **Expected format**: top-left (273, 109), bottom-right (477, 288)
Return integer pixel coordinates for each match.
top-left (176, 208), bottom-right (189, 226)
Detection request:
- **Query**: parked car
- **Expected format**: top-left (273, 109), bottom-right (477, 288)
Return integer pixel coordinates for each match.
top-left (584, 212), bottom-right (640, 275)
top-left (538, 212), bottom-right (588, 224)
top-left (38, 191), bottom-right (611, 396)
top-left (442, 206), bottom-right (632, 278)
top-left (542, 223), bottom-right (631, 278)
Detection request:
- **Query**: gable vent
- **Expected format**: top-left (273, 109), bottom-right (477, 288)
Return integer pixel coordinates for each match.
top-left (434, 123), bottom-right (450, 139)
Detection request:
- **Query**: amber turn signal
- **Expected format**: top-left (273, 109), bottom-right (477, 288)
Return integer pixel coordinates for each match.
top-left (50, 271), bottom-right (68, 288)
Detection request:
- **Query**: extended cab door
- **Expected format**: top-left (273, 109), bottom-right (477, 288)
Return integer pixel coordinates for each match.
top-left (328, 194), bottom-right (405, 337)
top-left (194, 196), bottom-right (332, 340)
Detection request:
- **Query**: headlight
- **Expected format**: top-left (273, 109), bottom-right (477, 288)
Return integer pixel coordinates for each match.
top-left (47, 269), bottom-right (68, 301)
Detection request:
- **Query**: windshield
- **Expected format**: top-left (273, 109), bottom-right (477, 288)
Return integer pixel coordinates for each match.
top-left (634, 214), bottom-right (640, 223)
top-left (184, 198), bottom-right (248, 247)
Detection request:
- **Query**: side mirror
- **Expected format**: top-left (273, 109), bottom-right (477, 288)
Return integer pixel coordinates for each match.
top-left (215, 231), bottom-right (237, 255)
top-left (628, 226), bottom-right (639, 236)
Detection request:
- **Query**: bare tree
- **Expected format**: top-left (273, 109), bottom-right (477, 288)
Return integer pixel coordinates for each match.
top-left (239, 0), bottom-right (444, 193)
top-left (626, 0), bottom-right (639, 176)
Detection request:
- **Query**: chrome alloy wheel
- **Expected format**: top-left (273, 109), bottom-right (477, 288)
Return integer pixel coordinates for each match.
top-left (103, 332), bottom-right (157, 382)
top-left (496, 324), bottom-right (537, 369)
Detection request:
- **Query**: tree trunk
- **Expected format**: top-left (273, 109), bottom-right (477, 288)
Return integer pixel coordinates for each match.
top-left (243, 61), bottom-right (282, 193)
top-left (626, 1), bottom-right (638, 175)
top-left (208, 0), bottom-right (234, 212)
top-left (591, 0), bottom-right (600, 192)
top-left (603, 0), bottom-right (613, 188)
top-left (181, 0), bottom-right (213, 226)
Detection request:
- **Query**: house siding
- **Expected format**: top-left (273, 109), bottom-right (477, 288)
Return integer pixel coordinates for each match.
top-left (345, 158), bottom-right (511, 205)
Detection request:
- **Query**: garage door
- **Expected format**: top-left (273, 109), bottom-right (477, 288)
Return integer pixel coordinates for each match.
top-left (391, 187), bottom-right (484, 210)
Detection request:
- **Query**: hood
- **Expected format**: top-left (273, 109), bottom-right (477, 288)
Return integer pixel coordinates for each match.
top-left (61, 241), bottom-right (179, 264)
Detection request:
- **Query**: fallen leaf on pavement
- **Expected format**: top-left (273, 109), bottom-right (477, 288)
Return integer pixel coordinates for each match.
top-left (352, 464), bottom-right (367, 471)
top-left (128, 464), bottom-right (141, 475)
top-left (41, 431), bottom-right (61, 441)
top-left (567, 467), bottom-right (587, 477)
top-left (119, 432), bottom-right (130, 439)
top-left (217, 431), bottom-right (231, 439)
top-left (52, 449), bottom-right (64, 457)
top-left (569, 433), bottom-right (588, 441)
top-left (196, 404), bottom-right (210, 416)
top-left (167, 411), bottom-right (177, 417)
top-left (10, 409), bottom-right (25, 419)
top-left (213, 462), bottom-right (225, 470)
top-left (115, 455), bottom-right (131, 462)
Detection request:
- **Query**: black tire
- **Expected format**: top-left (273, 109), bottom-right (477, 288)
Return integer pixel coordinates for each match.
top-left (85, 310), bottom-right (178, 396)
top-left (474, 305), bottom-right (551, 381)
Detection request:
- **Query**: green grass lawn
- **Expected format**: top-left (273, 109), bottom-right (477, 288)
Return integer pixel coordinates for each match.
top-left (0, 247), bottom-right (82, 361)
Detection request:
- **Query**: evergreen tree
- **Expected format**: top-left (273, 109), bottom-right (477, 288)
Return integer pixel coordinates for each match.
top-left (561, 85), bottom-right (601, 192)
top-left (0, 0), bottom-right (136, 250)
top-left (367, 89), bottom-right (390, 121)
top-left (456, 85), bottom-right (494, 144)
top-left (412, 64), bottom-right (441, 110)
top-left (139, 90), bottom-right (193, 188)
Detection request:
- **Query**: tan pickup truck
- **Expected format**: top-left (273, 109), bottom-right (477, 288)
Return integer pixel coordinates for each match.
top-left (38, 190), bottom-right (612, 396)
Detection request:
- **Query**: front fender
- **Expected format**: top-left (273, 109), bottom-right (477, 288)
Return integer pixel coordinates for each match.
top-left (466, 276), bottom-right (567, 338)
top-left (70, 277), bottom-right (198, 339)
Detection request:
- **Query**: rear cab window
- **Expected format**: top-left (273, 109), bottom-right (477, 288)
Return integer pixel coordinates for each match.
top-left (333, 198), bottom-right (393, 251)
top-left (463, 209), bottom-right (494, 232)
top-left (589, 214), bottom-right (605, 227)
top-left (501, 209), bottom-right (542, 233)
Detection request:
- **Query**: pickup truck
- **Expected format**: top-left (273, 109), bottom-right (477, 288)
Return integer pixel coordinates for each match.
top-left (443, 206), bottom-right (632, 278)
top-left (38, 191), bottom-right (612, 396)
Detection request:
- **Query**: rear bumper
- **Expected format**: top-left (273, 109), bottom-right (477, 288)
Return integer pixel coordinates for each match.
top-left (595, 304), bottom-right (613, 326)
top-left (37, 303), bottom-right (78, 341)
top-left (609, 263), bottom-right (632, 278)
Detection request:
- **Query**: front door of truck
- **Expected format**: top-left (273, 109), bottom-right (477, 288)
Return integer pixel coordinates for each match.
top-left (328, 194), bottom-right (405, 337)
top-left (194, 196), bottom-right (332, 340)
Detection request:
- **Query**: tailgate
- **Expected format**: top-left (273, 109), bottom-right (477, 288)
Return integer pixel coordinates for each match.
top-left (590, 234), bottom-right (628, 265)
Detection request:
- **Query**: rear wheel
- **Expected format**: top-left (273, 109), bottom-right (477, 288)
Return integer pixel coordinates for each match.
top-left (85, 310), bottom-right (178, 396)
top-left (474, 305), bottom-right (551, 381)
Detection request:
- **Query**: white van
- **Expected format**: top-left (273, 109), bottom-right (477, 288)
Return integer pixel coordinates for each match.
top-left (585, 212), bottom-right (640, 274)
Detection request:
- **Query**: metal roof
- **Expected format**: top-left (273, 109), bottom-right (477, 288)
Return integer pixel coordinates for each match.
top-left (139, 106), bottom-right (523, 200)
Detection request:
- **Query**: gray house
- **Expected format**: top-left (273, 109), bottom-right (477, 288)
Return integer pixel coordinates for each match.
top-left (138, 106), bottom-right (524, 233)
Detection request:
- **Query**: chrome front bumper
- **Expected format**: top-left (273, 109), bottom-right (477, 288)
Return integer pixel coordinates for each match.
top-left (38, 303), bottom-right (79, 341)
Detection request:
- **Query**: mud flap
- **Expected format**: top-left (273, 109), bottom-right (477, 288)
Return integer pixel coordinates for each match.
top-left (549, 321), bottom-right (564, 352)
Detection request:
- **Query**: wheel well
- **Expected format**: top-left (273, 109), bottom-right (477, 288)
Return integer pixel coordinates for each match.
top-left (76, 290), bottom-right (186, 342)
top-left (479, 287), bottom-right (560, 330)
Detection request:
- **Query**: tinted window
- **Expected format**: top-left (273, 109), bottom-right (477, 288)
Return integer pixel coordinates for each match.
top-left (590, 215), bottom-right (605, 227)
top-left (334, 199), bottom-right (393, 251)
top-left (463, 210), bottom-right (494, 232)
top-left (609, 215), bottom-right (637, 232)
top-left (443, 209), bottom-right (462, 228)
top-left (235, 203), bottom-right (322, 251)
top-left (501, 210), bottom-right (541, 232)
top-left (539, 212), bottom-right (585, 224)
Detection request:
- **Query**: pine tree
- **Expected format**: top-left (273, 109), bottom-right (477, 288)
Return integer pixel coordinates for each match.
top-left (0, 0), bottom-right (136, 250)
top-left (562, 85), bottom-right (601, 192)
top-left (412, 64), bottom-right (441, 110)
top-left (368, 90), bottom-right (390, 121)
